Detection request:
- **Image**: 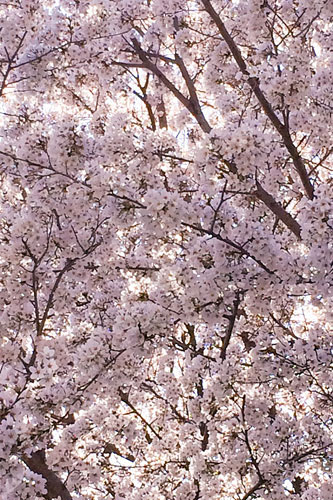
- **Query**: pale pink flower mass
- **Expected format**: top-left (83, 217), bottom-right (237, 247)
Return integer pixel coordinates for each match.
top-left (0, 0), bottom-right (332, 499)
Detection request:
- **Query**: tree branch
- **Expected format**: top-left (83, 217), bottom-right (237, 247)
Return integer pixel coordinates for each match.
top-left (0, 149), bottom-right (91, 187)
top-left (128, 40), bottom-right (302, 238)
top-left (201, 0), bottom-right (314, 199)
top-left (182, 222), bottom-right (276, 276)
top-left (130, 38), bottom-right (211, 133)
top-left (241, 479), bottom-right (266, 500)
top-left (21, 450), bottom-right (73, 500)
top-left (254, 181), bottom-right (301, 239)
top-left (124, 36), bottom-right (304, 238)
top-left (119, 388), bottom-right (161, 440)
top-left (240, 396), bottom-right (266, 495)
top-left (174, 52), bottom-right (211, 132)
top-left (0, 32), bottom-right (27, 97)
top-left (38, 258), bottom-right (77, 336)
top-left (220, 291), bottom-right (241, 360)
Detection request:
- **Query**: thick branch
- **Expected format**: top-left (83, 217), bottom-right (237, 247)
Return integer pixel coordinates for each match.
top-left (134, 90), bottom-right (157, 130)
top-left (220, 292), bottom-right (240, 360)
top-left (255, 181), bottom-right (301, 239)
top-left (174, 52), bottom-right (211, 132)
top-left (123, 38), bottom-right (303, 237)
top-left (22, 450), bottom-right (72, 500)
top-left (201, 0), bottom-right (314, 200)
top-left (156, 97), bottom-right (168, 129)
top-left (130, 38), bottom-right (211, 133)
top-left (134, 72), bottom-right (157, 131)
top-left (129, 41), bottom-right (302, 237)
top-left (199, 421), bottom-right (209, 450)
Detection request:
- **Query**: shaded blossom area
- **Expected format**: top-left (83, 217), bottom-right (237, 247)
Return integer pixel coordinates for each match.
top-left (0, 0), bottom-right (332, 499)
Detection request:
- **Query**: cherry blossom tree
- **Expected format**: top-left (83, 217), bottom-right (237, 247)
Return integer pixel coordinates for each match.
top-left (0, 0), bottom-right (332, 498)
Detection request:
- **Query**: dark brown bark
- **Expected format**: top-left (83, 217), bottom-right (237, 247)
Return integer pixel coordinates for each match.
top-left (255, 182), bottom-right (301, 239)
top-left (220, 292), bottom-right (241, 361)
top-left (22, 450), bottom-right (73, 500)
top-left (201, 0), bottom-right (314, 200)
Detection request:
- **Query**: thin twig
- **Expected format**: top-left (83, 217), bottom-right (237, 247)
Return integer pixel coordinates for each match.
top-left (182, 222), bottom-right (276, 276)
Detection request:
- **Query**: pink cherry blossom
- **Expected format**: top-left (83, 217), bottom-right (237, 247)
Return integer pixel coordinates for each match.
top-left (0, 1), bottom-right (332, 498)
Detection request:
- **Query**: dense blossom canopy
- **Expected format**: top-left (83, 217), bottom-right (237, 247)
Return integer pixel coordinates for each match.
top-left (0, 0), bottom-right (332, 499)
